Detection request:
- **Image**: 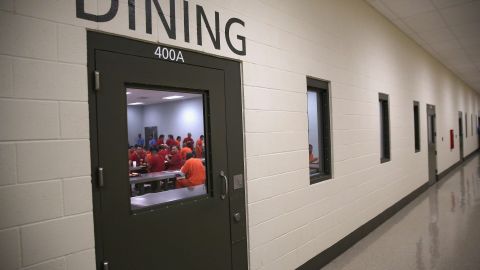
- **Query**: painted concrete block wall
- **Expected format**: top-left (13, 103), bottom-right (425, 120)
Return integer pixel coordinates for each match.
top-left (0, 2), bottom-right (95, 269)
top-left (0, 1), bottom-right (479, 270)
top-left (143, 97), bottom-right (205, 143)
top-left (126, 97), bottom-right (204, 146)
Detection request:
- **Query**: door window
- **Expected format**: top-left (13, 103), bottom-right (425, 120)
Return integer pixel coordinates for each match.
top-left (127, 88), bottom-right (208, 210)
top-left (428, 114), bottom-right (435, 144)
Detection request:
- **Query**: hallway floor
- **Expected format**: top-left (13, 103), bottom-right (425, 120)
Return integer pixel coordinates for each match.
top-left (322, 155), bottom-right (480, 270)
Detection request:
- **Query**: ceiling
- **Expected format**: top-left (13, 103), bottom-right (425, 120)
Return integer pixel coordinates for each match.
top-left (126, 88), bottom-right (202, 106)
top-left (366, 0), bottom-right (480, 92)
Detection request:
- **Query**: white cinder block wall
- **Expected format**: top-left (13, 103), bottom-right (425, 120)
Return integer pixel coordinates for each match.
top-left (0, 0), bottom-right (479, 269)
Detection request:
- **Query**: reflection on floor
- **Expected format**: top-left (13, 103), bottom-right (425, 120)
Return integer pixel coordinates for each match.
top-left (322, 155), bottom-right (480, 270)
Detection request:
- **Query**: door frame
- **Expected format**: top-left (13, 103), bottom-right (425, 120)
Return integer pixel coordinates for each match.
top-left (87, 31), bottom-right (248, 270)
top-left (143, 126), bottom-right (158, 148)
top-left (427, 104), bottom-right (437, 185)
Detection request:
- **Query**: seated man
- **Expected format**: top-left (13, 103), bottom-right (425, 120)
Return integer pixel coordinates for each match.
top-left (180, 142), bottom-right (193, 160)
top-left (166, 146), bottom-right (183, 170)
top-left (176, 153), bottom-right (205, 188)
top-left (130, 146), bottom-right (146, 164)
top-left (156, 134), bottom-right (165, 146)
top-left (148, 148), bottom-right (165, 172)
top-left (309, 144), bottom-right (319, 163)
top-left (166, 134), bottom-right (176, 147)
top-left (158, 144), bottom-right (169, 158)
top-left (176, 136), bottom-right (182, 147)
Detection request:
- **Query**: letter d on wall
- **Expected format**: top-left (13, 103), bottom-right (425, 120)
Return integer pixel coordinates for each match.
top-left (77, 0), bottom-right (119, 22)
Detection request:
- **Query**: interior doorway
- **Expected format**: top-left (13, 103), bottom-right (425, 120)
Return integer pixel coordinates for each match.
top-left (143, 126), bottom-right (158, 148)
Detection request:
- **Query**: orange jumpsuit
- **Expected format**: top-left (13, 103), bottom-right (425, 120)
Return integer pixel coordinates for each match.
top-left (177, 158), bottom-right (206, 188)
top-left (195, 139), bottom-right (203, 158)
top-left (180, 147), bottom-right (192, 160)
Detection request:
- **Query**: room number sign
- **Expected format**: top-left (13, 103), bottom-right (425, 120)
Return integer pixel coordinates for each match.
top-left (154, 46), bottom-right (185, 63)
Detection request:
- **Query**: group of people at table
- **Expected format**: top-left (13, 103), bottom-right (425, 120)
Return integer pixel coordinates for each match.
top-left (129, 132), bottom-right (205, 189)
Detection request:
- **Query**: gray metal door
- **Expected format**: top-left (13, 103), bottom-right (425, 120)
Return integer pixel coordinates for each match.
top-left (427, 105), bottom-right (437, 184)
top-left (458, 111), bottom-right (464, 161)
top-left (88, 32), bottom-right (247, 270)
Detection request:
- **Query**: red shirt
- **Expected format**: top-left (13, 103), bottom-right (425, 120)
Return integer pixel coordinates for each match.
top-left (183, 136), bottom-right (194, 146)
top-left (159, 149), bottom-right (169, 158)
top-left (156, 138), bottom-right (164, 145)
top-left (129, 152), bottom-right (139, 162)
top-left (149, 154), bottom-right (165, 172)
top-left (129, 151), bottom-right (145, 162)
top-left (168, 153), bottom-right (183, 170)
top-left (166, 138), bottom-right (176, 147)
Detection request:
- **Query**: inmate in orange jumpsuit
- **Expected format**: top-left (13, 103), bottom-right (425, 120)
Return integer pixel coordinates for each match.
top-left (180, 147), bottom-right (192, 160)
top-left (195, 139), bottom-right (203, 158)
top-left (146, 151), bottom-right (152, 163)
top-left (177, 158), bottom-right (205, 188)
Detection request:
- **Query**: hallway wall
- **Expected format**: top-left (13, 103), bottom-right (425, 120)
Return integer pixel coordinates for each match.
top-left (0, 0), bottom-right (479, 269)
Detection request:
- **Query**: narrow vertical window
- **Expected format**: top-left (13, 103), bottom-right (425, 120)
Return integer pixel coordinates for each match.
top-left (465, 113), bottom-right (468, 138)
top-left (471, 114), bottom-right (473, 136)
top-left (379, 93), bottom-right (390, 163)
top-left (307, 78), bottom-right (331, 183)
top-left (413, 101), bottom-right (420, 152)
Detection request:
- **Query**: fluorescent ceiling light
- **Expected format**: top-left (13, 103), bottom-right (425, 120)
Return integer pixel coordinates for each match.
top-left (126, 91), bottom-right (132, 95)
top-left (162, 95), bottom-right (184, 100)
top-left (128, 102), bottom-right (144, 105)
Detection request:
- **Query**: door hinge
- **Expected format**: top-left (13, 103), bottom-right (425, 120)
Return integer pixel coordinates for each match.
top-left (94, 70), bottom-right (100, 91)
top-left (103, 261), bottom-right (109, 270)
top-left (98, 167), bottom-right (104, 187)
top-left (435, 150), bottom-right (437, 155)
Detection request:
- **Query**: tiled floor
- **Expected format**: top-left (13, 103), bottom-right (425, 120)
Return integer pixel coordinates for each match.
top-left (323, 155), bottom-right (480, 270)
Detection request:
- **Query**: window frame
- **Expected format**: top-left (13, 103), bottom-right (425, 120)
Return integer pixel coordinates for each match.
top-left (413, 101), bottom-right (420, 153)
top-left (125, 86), bottom-right (211, 211)
top-left (379, 93), bottom-right (390, 163)
top-left (307, 77), bottom-right (332, 184)
top-left (471, 114), bottom-right (473, 136)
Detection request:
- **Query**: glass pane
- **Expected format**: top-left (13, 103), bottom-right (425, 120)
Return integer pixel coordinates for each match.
top-left (127, 88), bottom-right (207, 210)
top-left (414, 104), bottom-right (420, 151)
top-left (428, 115), bottom-right (435, 144)
top-left (471, 114), bottom-right (473, 136)
top-left (379, 99), bottom-right (389, 160)
top-left (308, 90), bottom-right (322, 177)
top-left (380, 101), bottom-right (385, 158)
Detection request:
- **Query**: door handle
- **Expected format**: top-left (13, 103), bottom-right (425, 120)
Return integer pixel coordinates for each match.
top-left (219, 170), bottom-right (228, 200)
